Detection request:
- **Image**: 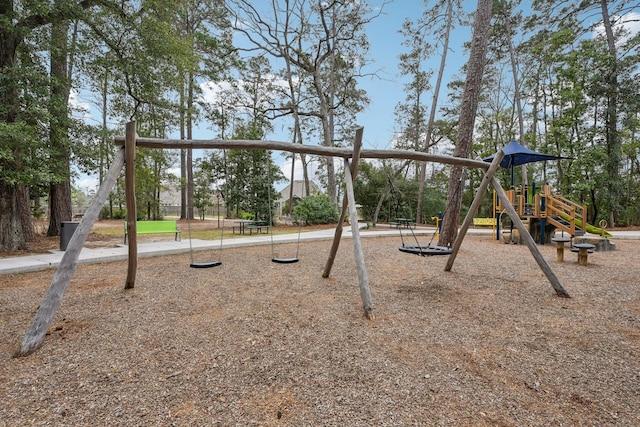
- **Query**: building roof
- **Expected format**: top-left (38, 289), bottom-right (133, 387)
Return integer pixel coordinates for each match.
top-left (277, 180), bottom-right (321, 202)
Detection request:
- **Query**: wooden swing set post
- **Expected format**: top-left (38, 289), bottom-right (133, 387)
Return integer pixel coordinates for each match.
top-left (491, 177), bottom-right (570, 298)
top-left (322, 127), bottom-right (363, 279)
top-left (124, 121), bottom-right (137, 289)
top-left (343, 152), bottom-right (375, 320)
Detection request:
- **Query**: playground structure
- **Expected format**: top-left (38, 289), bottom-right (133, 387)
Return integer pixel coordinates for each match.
top-left (15, 122), bottom-right (571, 357)
top-left (494, 184), bottom-right (588, 244)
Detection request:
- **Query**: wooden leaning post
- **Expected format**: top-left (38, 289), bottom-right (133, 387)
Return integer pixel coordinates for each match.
top-left (322, 128), bottom-right (363, 279)
top-left (15, 147), bottom-right (126, 357)
top-left (321, 128), bottom-right (374, 318)
top-left (15, 120), bottom-right (571, 356)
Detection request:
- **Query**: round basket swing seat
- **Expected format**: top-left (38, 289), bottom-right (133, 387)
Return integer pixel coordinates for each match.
top-left (398, 245), bottom-right (452, 256)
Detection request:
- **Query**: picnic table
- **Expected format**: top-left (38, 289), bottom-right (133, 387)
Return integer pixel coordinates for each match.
top-left (247, 221), bottom-right (271, 235)
top-left (232, 220), bottom-right (270, 235)
top-left (232, 219), bottom-right (255, 235)
top-left (394, 218), bottom-right (416, 229)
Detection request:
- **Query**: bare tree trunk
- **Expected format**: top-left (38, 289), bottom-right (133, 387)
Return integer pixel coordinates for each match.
top-left (47, 18), bottom-right (73, 237)
top-left (288, 153), bottom-right (296, 216)
top-left (439, 0), bottom-right (493, 247)
top-left (417, 0), bottom-right (454, 223)
top-left (0, 182), bottom-right (27, 251)
top-left (372, 184), bottom-right (391, 226)
top-left (283, 39), bottom-right (304, 216)
top-left (302, 153), bottom-right (310, 196)
top-left (0, 1), bottom-right (26, 251)
top-left (502, 7), bottom-right (527, 185)
top-left (317, 90), bottom-right (337, 203)
top-left (47, 181), bottom-right (72, 236)
top-left (17, 185), bottom-right (34, 242)
top-left (599, 0), bottom-right (620, 227)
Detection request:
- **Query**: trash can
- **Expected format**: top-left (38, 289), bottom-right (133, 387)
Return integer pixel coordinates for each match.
top-left (60, 221), bottom-right (80, 251)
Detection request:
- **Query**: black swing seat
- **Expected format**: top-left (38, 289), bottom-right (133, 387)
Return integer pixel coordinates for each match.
top-left (272, 257), bottom-right (299, 264)
top-left (190, 261), bottom-right (222, 268)
top-left (399, 245), bottom-right (452, 256)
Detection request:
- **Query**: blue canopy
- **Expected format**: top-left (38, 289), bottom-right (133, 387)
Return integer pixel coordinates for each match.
top-left (483, 140), bottom-right (567, 168)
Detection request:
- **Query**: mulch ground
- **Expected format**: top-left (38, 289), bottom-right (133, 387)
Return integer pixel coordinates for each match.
top-left (0, 223), bottom-right (639, 426)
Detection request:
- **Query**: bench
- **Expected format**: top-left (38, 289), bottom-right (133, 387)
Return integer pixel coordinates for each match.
top-left (473, 217), bottom-right (496, 228)
top-left (247, 225), bottom-right (271, 235)
top-left (124, 220), bottom-right (181, 244)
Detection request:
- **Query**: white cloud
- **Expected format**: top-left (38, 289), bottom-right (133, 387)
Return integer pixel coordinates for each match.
top-left (200, 80), bottom-right (235, 102)
top-left (74, 175), bottom-right (99, 193)
top-left (593, 12), bottom-right (640, 45)
top-left (69, 89), bottom-right (93, 120)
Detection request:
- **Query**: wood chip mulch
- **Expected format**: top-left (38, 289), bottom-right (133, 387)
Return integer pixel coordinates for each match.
top-left (1, 233), bottom-right (639, 426)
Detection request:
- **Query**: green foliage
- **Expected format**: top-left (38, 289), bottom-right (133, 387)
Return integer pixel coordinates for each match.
top-left (201, 121), bottom-right (286, 221)
top-left (352, 162), bottom-right (384, 221)
top-left (292, 195), bottom-right (339, 225)
top-left (111, 209), bottom-right (126, 220)
top-left (31, 199), bottom-right (46, 220)
top-left (387, 178), bottom-right (420, 220)
top-left (192, 159), bottom-right (214, 220)
top-left (135, 147), bottom-right (177, 220)
top-left (353, 160), bottom-right (453, 224)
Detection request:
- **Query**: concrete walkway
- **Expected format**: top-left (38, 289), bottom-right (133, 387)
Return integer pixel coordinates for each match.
top-left (1, 226), bottom-right (637, 276)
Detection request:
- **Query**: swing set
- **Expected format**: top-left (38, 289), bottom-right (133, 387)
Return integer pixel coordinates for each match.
top-left (15, 123), bottom-right (572, 357)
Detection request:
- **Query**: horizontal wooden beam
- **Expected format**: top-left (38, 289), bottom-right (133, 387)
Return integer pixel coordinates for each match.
top-left (113, 136), bottom-right (490, 170)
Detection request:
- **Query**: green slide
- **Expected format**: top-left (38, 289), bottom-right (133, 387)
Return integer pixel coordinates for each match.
top-left (560, 214), bottom-right (612, 237)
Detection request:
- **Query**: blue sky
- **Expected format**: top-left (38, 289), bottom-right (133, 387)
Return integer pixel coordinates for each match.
top-left (355, 0), bottom-right (472, 150)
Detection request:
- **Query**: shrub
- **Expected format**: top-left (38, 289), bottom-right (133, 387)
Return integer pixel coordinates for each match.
top-left (112, 209), bottom-right (126, 220)
top-left (293, 195), bottom-right (339, 225)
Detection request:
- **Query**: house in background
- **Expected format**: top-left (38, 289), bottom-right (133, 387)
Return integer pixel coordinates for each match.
top-left (159, 184), bottom-right (226, 218)
top-left (276, 180), bottom-right (321, 217)
top-left (157, 180), bottom-right (319, 219)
